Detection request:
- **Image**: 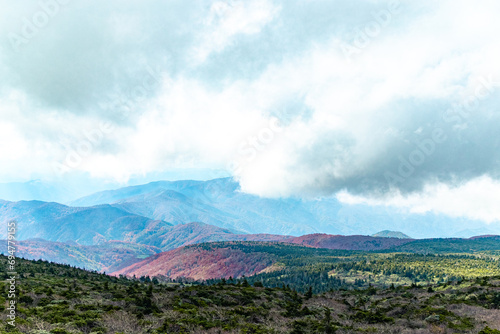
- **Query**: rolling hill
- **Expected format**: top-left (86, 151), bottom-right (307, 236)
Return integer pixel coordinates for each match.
top-left (112, 242), bottom-right (279, 280)
top-left (111, 241), bottom-right (345, 280)
top-left (286, 233), bottom-right (413, 250)
top-left (8, 232), bottom-right (499, 274)
top-left (3, 178), bottom-right (499, 275)
top-left (3, 178), bottom-right (499, 240)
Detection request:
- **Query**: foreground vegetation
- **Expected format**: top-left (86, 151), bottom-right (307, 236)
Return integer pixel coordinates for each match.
top-left (1, 255), bottom-right (500, 334)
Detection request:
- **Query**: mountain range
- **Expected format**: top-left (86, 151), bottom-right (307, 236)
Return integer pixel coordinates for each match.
top-left (68, 178), bottom-right (499, 238)
top-left (2, 178), bottom-right (498, 240)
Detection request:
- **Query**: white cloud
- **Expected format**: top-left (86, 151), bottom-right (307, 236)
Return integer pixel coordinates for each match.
top-left (337, 176), bottom-right (500, 223)
top-left (191, 0), bottom-right (280, 65)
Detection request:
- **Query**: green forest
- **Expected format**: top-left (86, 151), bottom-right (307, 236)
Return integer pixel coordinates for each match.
top-left (192, 241), bottom-right (500, 293)
top-left (1, 239), bottom-right (500, 334)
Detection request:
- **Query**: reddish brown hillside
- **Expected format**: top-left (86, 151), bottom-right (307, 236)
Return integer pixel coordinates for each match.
top-left (286, 233), bottom-right (413, 251)
top-left (112, 243), bottom-right (276, 280)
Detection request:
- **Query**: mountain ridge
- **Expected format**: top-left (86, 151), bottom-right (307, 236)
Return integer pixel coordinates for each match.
top-left (69, 178), bottom-right (500, 238)
top-left (371, 230), bottom-right (412, 239)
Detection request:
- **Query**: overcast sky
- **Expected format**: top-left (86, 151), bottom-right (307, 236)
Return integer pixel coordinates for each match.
top-left (1, 0), bottom-right (500, 223)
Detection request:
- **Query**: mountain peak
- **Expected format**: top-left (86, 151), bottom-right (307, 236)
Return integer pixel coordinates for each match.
top-left (371, 230), bottom-right (412, 239)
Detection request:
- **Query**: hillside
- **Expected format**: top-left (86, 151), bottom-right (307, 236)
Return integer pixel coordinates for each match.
top-left (112, 242), bottom-right (287, 280)
top-left (112, 242), bottom-right (361, 280)
top-left (4, 207), bottom-right (499, 274)
top-left (10, 229), bottom-right (497, 276)
top-left (73, 178), bottom-right (326, 235)
top-left (3, 255), bottom-right (500, 334)
top-left (286, 233), bottom-right (413, 250)
top-left (69, 178), bottom-right (500, 238)
top-left (0, 239), bottom-right (161, 272)
top-left (0, 198), bottom-right (294, 253)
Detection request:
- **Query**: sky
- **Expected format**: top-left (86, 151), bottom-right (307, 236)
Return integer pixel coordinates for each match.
top-left (0, 0), bottom-right (500, 223)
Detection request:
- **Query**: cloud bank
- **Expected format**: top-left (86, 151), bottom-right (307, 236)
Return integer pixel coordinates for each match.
top-left (1, 0), bottom-right (500, 221)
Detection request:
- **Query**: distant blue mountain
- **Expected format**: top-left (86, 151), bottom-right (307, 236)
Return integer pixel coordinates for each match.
top-left (0, 199), bottom-right (172, 245)
top-left (69, 178), bottom-right (500, 238)
top-left (371, 230), bottom-right (412, 239)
